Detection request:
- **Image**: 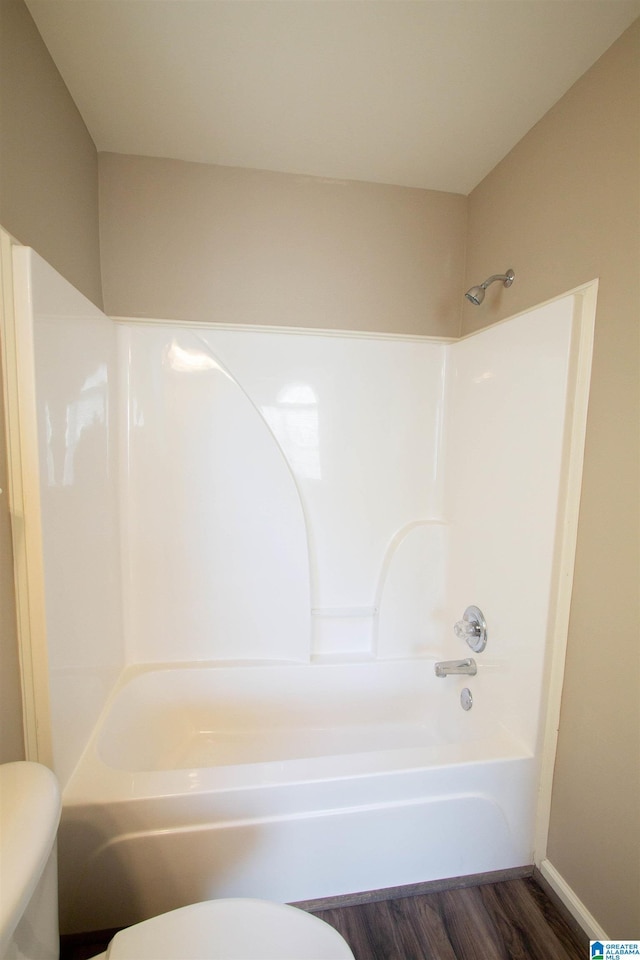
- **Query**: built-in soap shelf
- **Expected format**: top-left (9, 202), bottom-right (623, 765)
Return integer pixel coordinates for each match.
top-left (310, 515), bottom-right (449, 660)
top-left (311, 606), bottom-right (378, 618)
top-left (311, 606), bottom-right (378, 657)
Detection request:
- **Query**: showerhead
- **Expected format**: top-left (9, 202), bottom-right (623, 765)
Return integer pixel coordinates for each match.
top-left (465, 269), bottom-right (515, 305)
top-left (465, 285), bottom-right (485, 305)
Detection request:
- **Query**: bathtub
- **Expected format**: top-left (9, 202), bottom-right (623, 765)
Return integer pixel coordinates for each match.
top-left (58, 659), bottom-right (536, 934)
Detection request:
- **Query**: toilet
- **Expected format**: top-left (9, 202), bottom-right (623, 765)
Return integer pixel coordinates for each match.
top-left (0, 762), bottom-right (355, 960)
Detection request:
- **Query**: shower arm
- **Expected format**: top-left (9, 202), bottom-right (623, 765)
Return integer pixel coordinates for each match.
top-left (480, 272), bottom-right (514, 291)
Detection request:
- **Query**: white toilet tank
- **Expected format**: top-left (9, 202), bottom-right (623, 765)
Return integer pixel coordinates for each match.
top-left (0, 762), bottom-right (61, 960)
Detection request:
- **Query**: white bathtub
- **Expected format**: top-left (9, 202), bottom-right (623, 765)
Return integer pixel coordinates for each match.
top-left (58, 660), bottom-right (536, 934)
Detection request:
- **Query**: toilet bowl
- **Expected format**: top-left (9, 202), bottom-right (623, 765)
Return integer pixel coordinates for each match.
top-left (0, 762), bottom-right (355, 960)
top-left (89, 899), bottom-right (354, 960)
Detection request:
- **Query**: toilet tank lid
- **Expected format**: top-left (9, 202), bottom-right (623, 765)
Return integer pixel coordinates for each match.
top-left (0, 762), bottom-right (61, 953)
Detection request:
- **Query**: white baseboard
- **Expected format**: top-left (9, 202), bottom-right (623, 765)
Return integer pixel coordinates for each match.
top-left (538, 859), bottom-right (609, 940)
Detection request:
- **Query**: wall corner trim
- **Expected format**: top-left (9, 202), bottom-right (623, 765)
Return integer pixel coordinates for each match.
top-left (536, 859), bottom-right (609, 940)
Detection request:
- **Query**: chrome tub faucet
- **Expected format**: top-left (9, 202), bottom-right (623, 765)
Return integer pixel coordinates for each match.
top-left (434, 657), bottom-right (477, 678)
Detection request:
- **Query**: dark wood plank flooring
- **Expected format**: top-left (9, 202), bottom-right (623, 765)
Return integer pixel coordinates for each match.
top-left (60, 876), bottom-right (588, 960)
top-left (312, 877), bottom-right (588, 960)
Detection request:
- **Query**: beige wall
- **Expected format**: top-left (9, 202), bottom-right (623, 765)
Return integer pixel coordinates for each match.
top-left (99, 153), bottom-right (466, 337)
top-left (0, 0), bottom-right (102, 307)
top-left (0, 0), bottom-right (103, 761)
top-left (464, 20), bottom-right (639, 937)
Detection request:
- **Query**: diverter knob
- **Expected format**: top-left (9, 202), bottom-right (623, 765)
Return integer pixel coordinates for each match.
top-left (453, 605), bottom-right (487, 653)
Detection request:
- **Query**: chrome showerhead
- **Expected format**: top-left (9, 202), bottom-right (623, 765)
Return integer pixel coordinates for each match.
top-left (465, 269), bottom-right (515, 305)
top-left (465, 285), bottom-right (485, 305)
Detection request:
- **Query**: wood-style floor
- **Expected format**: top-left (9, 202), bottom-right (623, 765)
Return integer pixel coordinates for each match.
top-left (312, 877), bottom-right (588, 960)
top-left (60, 875), bottom-right (588, 960)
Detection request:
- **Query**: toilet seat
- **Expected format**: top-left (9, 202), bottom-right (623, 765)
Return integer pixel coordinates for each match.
top-left (103, 898), bottom-right (356, 959)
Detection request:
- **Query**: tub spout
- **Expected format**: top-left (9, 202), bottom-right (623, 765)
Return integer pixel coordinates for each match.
top-left (434, 658), bottom-right (477, 678)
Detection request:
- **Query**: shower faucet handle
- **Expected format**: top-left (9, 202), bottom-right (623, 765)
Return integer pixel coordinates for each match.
top-left (454, 619), bottom-right (480, 642)
top-left (454, 605), bottom-right (487, 653)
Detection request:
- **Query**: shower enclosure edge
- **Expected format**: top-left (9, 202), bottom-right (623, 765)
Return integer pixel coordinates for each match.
top-left (532, 277), bottom-right (598, 865)
top-left (0, 230), bottom-right (53, 765)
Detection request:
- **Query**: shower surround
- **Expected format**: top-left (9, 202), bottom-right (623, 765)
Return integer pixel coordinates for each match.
top-left (8, 247), bottom-right (592, 933)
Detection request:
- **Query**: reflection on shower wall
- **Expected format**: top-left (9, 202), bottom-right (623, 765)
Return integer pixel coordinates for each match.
top-left (121, 325), bottom-right (449, 663)
top-left (21, 249), bottom-right (125, 785)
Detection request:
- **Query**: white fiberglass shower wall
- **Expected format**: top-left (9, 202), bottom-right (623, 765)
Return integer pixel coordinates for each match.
top-left (122, 323), bottom-right (448, 667)
top-left (5, 244), bottom-right (594, 916)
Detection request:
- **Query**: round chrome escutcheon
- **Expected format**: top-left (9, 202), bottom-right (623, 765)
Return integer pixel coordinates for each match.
top-left (460, 688), bottom-right (473, 711)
